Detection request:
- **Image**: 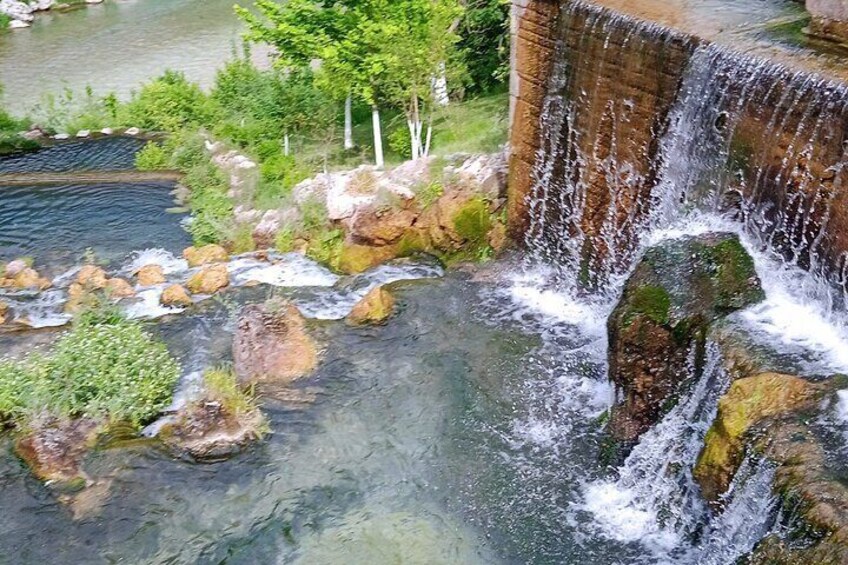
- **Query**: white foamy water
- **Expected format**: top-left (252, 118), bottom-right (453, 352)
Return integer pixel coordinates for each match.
top-left (123, 286), bottom-right (187, 320)
top-left (125, 248), bottom-right (189, 276)
top-left (228, 253), bottom-right (339, 288)
top-left (578, 343), bottom-right (727, 555)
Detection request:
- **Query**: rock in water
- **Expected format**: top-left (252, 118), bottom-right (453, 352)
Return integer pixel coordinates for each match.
top-left (160, 284), bottom-right (192, 307)
top-left (186, 264), bottom-right (229, 295)
top-left (104, 278), bottom-right (135, 299)
top-left (0, 300), bottom-right (8, 325)
top-left (694, 372), bottom-right (819, 502)
top-left (15, 417), bottom-right (99, 485)
top-left (607, 232), bottom-right (764, 446)
top-left (347, 286), bottom-right (396, 325)
top-left (183, 244), bottom-right (229, 267)
top-left (136, 264), bottom-right (166, 285)
top-left (233, 301), bottom-right (318, 387)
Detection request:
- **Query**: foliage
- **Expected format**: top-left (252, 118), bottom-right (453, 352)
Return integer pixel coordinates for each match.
top-left (306, 228), bottom-right (344, 267)
top-left (0, 308), bottom-right (180, 427)
top-left (0, 14), bottom-right (11, 30)
top-left (414, 180), bottom-right (444, 209)
top-left (134, 141), bottom-right (169, 170)
top-left (387, 126), bottom-right (412, 160)
top-left (457, 0), bottom-right (510, 93)
top-left (122, 70), bottom-right (218, 133)
top-left (183, 160), bottom-right (233, 245)
top-left (29, 86), bottom-right (113, 133)
top-left (203, 367), bottom-right (259, 417)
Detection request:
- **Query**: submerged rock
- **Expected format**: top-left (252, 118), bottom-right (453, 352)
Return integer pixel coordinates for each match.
top-left (347, 286), bottom-right (396, 325)
top-left (2, 259), bottom-right (27, 278)
top-left (135, 264), bottom-right (166, 286)
top-left (186, 264), bottom-right (229, 295)
top-left (233, 301), bottom-right (318, 387)
top-left (15, 417), bottom-right (100, 485)
top-left (160, 284), bottom-right (192, 307)
top-left (607, 233), bottom-right (764, 445)
top-left (183, 244), bottom-right (229, 267)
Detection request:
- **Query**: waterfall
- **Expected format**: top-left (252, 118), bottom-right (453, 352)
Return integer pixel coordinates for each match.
top-left (523, 0), bottom-right (848, 299)
top-left (580, 342), bottom-right (726, 553)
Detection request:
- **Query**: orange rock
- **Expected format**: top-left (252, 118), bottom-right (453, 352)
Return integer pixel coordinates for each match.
top-left (186, 264), bottom-right (229, 295)
top-left (160, 284), bottom-right (192, 307)
top-left (75, 265), bottom-right (108, 289)
top-left (105, 278), bottom-right (135, 299)
top-left (136, 264), bottom-right (166, 286)
top-left (183, 244), bottom-right (229, 267)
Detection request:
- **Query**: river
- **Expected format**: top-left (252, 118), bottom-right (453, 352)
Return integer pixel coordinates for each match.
top-left (0, 0), bottom-right (269, 115)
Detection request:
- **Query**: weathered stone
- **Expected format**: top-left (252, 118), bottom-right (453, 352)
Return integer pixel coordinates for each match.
top-left (607, 233), bottom-right (764, 445)
top-left (160, 284), bottom-right (192, 307)
top-left (183, 244), bottom-right (229, 267)
top-left (104, 278), bottom-right (135, 299)
top-left (233, 301), bottom-right (318, 386)
top-left (0, 300), bottom-right (8, 325)
top-left (75, 265), bottom-right (108, 289)
top-left (349, 204), bottom-right (418, 246)
top-left (808, 0), bottom-right (848, 43)
top-left (347, 286), bottom-right (396, 325)
top-left (186, 264), bottom-right (229, 295)
top-left (15, 418), bottom-right (99, 484)
top-left (693, 373), bottom-right (820, 502)
top-left (136, 264), bottom-right (166, 286)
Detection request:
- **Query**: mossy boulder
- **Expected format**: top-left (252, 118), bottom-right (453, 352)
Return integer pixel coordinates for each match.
top-left (693, 372), bottom-right (820, 502)
top-left (347, 286), bottom-right (396, 325)
top-left (338, 242), bottom-right (400, 274)
top-left (607, 232), bottom-right (764, 445)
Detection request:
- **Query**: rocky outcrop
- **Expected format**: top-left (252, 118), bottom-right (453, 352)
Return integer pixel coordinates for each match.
top-left (607, 233), bottom-right (764, 444)
top-left (186, 264), bottom-right (229, 295)
top-left (160, 284), bottom-right (192, 307)
top-left (183, 244), bottom-right (229, 267)
top-left (233, 301), bottom-right (318, 387)
top-left (14, 417), bottom-right (99, 486)
top-left (136, 264), bottom-right (166, 286)
top-left (347, 286), bottom-right (396, 325)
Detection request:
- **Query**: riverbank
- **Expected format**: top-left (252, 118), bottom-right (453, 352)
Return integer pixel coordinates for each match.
top-left (1, 0), bottom-right (97, 30)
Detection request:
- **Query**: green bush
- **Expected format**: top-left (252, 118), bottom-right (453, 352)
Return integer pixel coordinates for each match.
top-left (135, 141), bottom-right (169, 170)
top-left (388, 126), bottom-right (412, 160)
top-left (0, 311), bottom-right (180, 427)
top-left (122, 71), bottom-right (218, 133)
top-left (184, 161), bottom-right (233, 245)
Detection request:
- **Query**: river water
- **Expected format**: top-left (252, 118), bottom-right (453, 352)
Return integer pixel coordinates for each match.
top-left (0, 0), bottom-right (269, 115)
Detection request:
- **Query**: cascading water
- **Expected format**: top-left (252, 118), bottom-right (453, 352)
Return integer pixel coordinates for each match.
top-left (512, 0), bottom-right (848, 562)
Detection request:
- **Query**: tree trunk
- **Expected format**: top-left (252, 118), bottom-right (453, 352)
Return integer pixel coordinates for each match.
top-left (372, 105), bottom-right (384, 169)
top-left (423, 113), bottom-right (433, 158)
top-left (284, 133), bottom-right (290, 156)
top-left (433, 62), bottom-right (449, 106)
top-left (344, 95), bottom-right (354, 150)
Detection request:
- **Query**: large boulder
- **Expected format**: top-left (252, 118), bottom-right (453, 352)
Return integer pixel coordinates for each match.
top-left (0, 266), bottom-right (51, 290)
top-left (75, 265), bottom-right (108, 289)
top-left (186, 264), bottom-right (229, 295)
top-left (607, 233), bottom-right (764, 445)
top-left (104, 278), bottom-right (135, 299)
top-left (233, 301), bottom-right (318, 387)
top-left (183, 244), bottom-right (229, 267)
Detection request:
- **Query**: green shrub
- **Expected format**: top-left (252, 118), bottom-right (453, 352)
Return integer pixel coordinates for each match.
top-left (388, 126), bottom-right (412, 160)
top-left (135, 141), bottom-right (169, 170)
top-left (203, 367), bottom-right (258, 417)
top-left (122, 71), bottom-right (218, 133)
top-left (0, 14), bottom-right (11, 31)
top-left (183, 161), bottom-right (233, 245)
top-left (0, 311), bottom-right (180, 427)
